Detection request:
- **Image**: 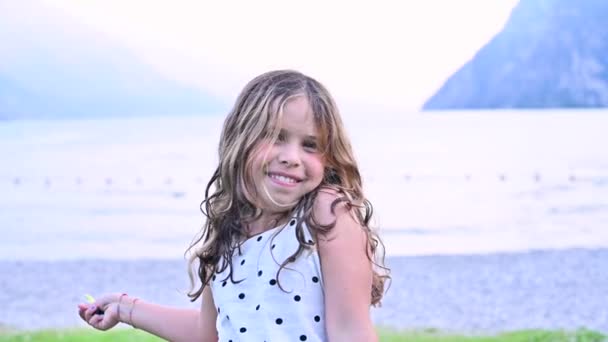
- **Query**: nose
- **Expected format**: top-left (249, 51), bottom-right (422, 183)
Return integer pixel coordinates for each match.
top-left (278, 143), bottom-right (301, 167)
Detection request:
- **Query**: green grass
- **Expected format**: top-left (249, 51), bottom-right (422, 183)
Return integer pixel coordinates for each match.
top-left (0, 327), bottom-right (605, 342)
top-left (377, 328), bottom-right (607, 342)
top-left (0, 328), bottom-right (164, 342)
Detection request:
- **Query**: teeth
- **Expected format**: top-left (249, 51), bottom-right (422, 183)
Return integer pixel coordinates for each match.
top-left (270, 174), bottom-right (297, 183)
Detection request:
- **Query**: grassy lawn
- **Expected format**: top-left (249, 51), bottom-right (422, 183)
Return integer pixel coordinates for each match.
top-left (0, 327), bottom-right (605, 342)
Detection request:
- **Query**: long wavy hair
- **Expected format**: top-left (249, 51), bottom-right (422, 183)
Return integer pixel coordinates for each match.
top-left (186, 70), bottom-right (390, 305)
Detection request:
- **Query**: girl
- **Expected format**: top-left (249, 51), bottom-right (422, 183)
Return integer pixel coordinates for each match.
top-left (78, 70), bottom-right (390, 341)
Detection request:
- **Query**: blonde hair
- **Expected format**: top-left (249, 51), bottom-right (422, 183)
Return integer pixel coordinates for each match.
top-left (186, 70), bottom-right (390, 305)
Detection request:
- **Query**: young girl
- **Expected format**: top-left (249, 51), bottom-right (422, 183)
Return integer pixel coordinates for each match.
top-left (78, 69), bottom-right (389, 341)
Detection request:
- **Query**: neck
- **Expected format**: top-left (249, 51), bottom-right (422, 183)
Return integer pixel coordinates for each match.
top-left (246, 210), bottom-right (289, 236)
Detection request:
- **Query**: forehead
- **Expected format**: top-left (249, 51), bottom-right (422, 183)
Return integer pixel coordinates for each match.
top-left (279, 96), bottom-right (318, 135)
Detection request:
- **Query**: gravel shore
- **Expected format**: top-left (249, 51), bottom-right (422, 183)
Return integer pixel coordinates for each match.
top-left (1, 248), bottom-right (606, 333)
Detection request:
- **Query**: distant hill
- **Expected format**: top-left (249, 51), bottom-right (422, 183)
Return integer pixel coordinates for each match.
top-left (0, 1), bottom-right (224, 120)
top-left (423, 0), bottom-right (608, 110)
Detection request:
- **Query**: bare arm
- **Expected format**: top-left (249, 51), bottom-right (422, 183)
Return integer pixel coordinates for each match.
top-left (79, 286), bottom-right (218, 342)
top-left (315, 189), bottom-right (378, 342)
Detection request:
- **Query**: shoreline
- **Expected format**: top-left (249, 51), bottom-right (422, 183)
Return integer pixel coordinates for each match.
top-left (1, 247), bottom-right (606, 333)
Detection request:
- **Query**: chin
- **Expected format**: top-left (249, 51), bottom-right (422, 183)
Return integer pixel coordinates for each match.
top-left (265, 196), bottom-right (300, 211)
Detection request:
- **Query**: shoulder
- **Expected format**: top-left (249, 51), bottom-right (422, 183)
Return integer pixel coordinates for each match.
top-left (312, 186), bottom-right (351, 230)
top-left (312, 185), bottom-right (367, 249)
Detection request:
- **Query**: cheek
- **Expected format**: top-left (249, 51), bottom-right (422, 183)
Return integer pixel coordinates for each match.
top-left (250, 143), bottom-right (274, 171)
top-left (305, 155), bottom-right (325, 181)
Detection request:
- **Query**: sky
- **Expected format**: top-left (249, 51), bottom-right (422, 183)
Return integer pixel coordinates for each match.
top-left (43, 0), bottom-right (519, 112)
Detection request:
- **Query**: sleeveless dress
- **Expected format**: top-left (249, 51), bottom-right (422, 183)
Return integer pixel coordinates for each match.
top-left (210, 218), bottom-right (327, 342)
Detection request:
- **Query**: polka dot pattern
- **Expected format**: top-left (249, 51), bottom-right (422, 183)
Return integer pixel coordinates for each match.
top-left (209, 216), bottom-right (325, 341)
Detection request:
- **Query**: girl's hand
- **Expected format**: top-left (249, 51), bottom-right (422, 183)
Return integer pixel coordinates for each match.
top-left (77, 293), bottom-right (124, 331)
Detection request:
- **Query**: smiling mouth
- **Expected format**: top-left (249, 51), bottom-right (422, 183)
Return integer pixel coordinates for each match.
top-left (267, 172), bottom-right (302, 184)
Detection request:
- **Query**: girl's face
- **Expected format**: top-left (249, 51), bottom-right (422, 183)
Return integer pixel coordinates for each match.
top-left (249, 96), bottom-right (325, 213)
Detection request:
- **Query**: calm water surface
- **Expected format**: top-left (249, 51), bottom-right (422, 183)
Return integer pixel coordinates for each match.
top-left (1, 110), bottom-right (607, 260)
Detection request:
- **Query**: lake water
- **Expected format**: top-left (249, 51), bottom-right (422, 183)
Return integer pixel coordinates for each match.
top-left (1, 110), bottom-right (608, 260)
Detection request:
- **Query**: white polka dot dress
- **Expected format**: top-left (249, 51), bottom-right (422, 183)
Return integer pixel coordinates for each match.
top-left (210, 218), bottom-right (327, 342)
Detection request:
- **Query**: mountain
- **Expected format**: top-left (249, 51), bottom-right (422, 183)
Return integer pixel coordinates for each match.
top-left (0, 1), bottom-right (224, 119)
top-left (423, 0), bottom-right (608, 110)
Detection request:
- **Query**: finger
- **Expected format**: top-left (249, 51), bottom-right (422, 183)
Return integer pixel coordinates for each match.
top-left (88, 313), bottom-right (101, 327)
top-left (98, 314), bottom-right (114, 331)
top-left (92, 314), bottom-right (107, 329)
top-left (85, 305), bottom-right (98, 321)
top-left (96, 315), bottom-right (111, 331)
top-left (78, 303), bottom-right (89, 317)
top-left (83, 307), bottom-right (90, 321)
top-left (77, 303), bottom-right (87, 318)
top-left (84, 305), bottom-right (93, 319)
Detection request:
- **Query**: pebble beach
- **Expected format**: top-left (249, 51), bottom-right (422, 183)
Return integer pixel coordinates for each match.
top-left (1, 248), bottom-right (606, 334)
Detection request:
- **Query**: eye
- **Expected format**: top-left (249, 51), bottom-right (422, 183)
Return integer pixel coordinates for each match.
top-left (303, 140), bottom-right (318, 151)
top-left (276, 132), bottom-right (287, 142)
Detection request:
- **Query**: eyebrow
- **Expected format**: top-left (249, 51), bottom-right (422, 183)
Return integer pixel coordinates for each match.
top-left (278, 129), bottom-right (318, 140)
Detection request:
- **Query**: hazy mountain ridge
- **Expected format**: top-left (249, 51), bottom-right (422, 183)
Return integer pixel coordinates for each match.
top-left (0, 1), bottom-right (223, 120)
top-left (423, 0), bottom-right (608, 110)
